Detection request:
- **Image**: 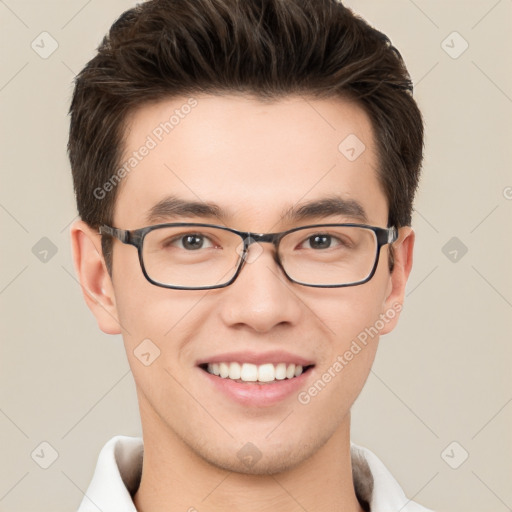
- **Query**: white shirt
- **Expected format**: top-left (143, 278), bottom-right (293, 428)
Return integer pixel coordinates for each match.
top-left (77, 436), bottom-right (433, 512)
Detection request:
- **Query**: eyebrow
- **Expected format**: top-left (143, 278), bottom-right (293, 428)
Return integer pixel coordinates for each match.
top-left (280, 196), bottom-right (368, 224)
top-left (144, 195), bottom-right (368, 225)
top-left (145, 196), bottom-right (227, 224)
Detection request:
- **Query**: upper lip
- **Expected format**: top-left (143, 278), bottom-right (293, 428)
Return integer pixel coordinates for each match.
top-left (196, 350), bottom-right (315, 367)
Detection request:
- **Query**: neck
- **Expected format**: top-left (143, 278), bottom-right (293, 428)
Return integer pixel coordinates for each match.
top-left (133, 397), bottom-right (364, 512)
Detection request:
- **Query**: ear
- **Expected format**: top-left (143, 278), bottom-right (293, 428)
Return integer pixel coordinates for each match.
top-left (379, 226), bottom-right (415, 335)
top-left (70, 220), bottom-right (121, 335)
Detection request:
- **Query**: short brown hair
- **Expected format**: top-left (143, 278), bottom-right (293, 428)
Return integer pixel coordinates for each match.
top-left (68, 0), bottom-right (423, 273)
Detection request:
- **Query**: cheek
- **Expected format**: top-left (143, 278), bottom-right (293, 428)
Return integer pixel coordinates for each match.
top-left (327, 292), bottom-right (382, 384)
top-left (112, 265), bottom-right (211, 376)
top-left (305, 279), bottom-right (390, 395)
top-left (111, 244), bottom-right (202, 339)
top-left (316, 280), bottom-right (390, 348)
top-left (296, 330), bottom-right (378, 436)
top-left (112, 285), bottom-right (205, 413)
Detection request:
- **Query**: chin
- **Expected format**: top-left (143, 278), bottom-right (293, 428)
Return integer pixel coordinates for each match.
top-left (197, 432), bottom-right (331, 476)
top-left (205, 449), bottom-right (306, 476)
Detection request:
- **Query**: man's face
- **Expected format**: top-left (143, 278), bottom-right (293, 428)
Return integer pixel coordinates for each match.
top-left (94, 95), bottom-right (410, 474)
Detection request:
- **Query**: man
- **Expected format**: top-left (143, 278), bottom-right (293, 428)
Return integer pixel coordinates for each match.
top-left (68, 0), bottom-right (430, 510)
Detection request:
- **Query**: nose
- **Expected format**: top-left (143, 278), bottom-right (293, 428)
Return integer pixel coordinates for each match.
top-left (218, 242), bottom-right (303, 333)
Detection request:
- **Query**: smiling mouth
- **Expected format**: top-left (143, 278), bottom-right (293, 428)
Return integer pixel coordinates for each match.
top-left (199, 362), bottom-right (315, 384)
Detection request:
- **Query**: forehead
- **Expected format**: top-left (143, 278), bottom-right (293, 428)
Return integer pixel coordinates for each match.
top-left (113, 94), bottom-right (387, 229)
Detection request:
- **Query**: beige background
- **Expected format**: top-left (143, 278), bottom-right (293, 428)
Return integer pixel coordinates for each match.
top-left (1, 1), bottom-right (511, 511)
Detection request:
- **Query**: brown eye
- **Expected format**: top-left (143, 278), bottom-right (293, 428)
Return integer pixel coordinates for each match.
top-left (164, 233), bottom-right (215, 250)
top-left (308, 234), bottom-right (331, 249)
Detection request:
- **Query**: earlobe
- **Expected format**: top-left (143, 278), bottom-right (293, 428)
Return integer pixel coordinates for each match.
top-left (70, 220), bottom-right (122, 335)
top-left (380, 227), bottom-right (415, 335)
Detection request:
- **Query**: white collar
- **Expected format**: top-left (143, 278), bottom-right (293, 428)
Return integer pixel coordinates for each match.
top-left (77, 436), bottom-right (432, 512)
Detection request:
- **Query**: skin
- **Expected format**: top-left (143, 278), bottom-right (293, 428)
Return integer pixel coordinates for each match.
top-left (71, 94), bottom-right (414, 512)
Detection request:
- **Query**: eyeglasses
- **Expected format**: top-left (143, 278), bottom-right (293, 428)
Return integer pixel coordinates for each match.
top-left (99, 222), bottom-right (398, 290)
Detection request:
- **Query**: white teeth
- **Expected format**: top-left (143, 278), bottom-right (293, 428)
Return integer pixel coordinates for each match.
top-left (240, 363), bottom-right (258, 382)
top-left (205, 362), bottom-right (308, 382)
top-left (219, 362), bottom-right (230, 378)
top-left (228, 362), bottom-right (241, 380)
top-left (274, 363), bottom-right (287, 380)
top-left (257, 363), bottom-right (275, 382)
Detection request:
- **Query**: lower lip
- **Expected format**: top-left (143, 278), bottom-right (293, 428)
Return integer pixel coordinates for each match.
top-left (199, 366), bottom-right (314, 407)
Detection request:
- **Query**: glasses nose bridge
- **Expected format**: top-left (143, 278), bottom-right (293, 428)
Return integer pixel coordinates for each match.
top-left (236, 232), bottom-right (284, 281)
top-left (242, 231), bottom-right (281, 251)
